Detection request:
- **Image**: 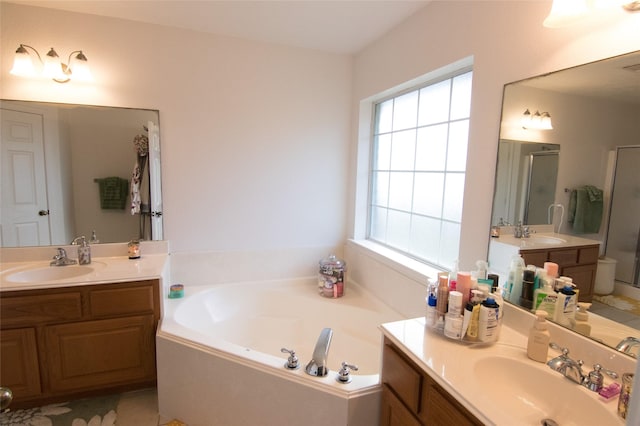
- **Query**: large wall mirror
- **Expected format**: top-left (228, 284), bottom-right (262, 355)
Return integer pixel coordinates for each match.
top-left (491, 50), bottom-right (640, 356)
top-left (1, 100), bottom-right (163, 247)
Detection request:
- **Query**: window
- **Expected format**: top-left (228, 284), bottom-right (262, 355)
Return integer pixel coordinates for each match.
top-left (368, 70), bottom-right (473, 270)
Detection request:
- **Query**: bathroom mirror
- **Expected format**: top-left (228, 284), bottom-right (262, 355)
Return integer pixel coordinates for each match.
top-left (0, 100), bottom-right (163, 247)
top-left (492, 50), bottom-right (640, 355)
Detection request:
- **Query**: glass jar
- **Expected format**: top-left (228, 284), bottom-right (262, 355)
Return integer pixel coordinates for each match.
top-left (318, 254), bottom-right (346, 298)
top-left (128, 239), bottom-right (141, 259)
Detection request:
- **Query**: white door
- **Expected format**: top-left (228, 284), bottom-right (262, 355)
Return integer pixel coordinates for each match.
top-left (0, 108), bottom-right (51, 246)
top-left (147, 121), bottom-right (163, 240)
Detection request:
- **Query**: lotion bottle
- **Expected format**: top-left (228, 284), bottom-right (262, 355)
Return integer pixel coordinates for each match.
top-left (573, 302), bottom-right (592, 336)
top-left (527, 310), bottom-right (551, 363)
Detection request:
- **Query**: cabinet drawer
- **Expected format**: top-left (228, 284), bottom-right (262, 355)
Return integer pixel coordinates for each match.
top-left (520, 250), bottom-right (548, 267)
top-left (578, 246), bottom-right (599, 264)
top-left (548, 249), bottom-right (578, 266)
top-left (89, 281), bottom-right (156, 317)
top-left (383, 341), bottom-right (423, 414)
top-left (0, 292), bottom-right (82, 327)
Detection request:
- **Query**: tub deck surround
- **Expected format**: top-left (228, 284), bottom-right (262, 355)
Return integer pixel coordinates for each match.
top-left (156, 278), bottom-right (406, 426)
top-left (380, 317), bottom-right (626, 425)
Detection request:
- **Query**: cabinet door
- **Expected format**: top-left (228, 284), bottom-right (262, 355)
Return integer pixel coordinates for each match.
top-left (423, 376), bottom-right (483, 426)
top-left (44, 315), bottom-right (156, 392)
top-left (0, 328), bottom-right (41, 398)
top-left (381, 385), bottom-right (422, 426)
top-left (562, 264), bottom-right (596, 302)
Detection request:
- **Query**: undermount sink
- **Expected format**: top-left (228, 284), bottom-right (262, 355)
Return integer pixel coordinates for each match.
top-left (4, 262), bottom-right (105, 283)
top-left (472, 356), bottom-right (619, 425)
top-left (528, 234), bottom-right (567, 245)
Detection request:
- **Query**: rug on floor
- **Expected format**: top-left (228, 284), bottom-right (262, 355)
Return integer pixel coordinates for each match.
top-left (593, 293), bottom-right (640, 316)
top-left (0, 393), bottom-right (119, 426)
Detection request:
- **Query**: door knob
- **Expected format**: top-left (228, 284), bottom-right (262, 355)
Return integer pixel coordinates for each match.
top-left (38, 210), bottom-right (50, 216)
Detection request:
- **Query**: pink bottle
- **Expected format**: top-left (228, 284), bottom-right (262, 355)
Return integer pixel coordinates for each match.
top-left (456, 271), bottom-right (472, 306)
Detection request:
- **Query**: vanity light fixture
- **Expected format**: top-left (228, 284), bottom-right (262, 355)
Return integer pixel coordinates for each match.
top-left (544, 0), bottom-right (640, 27)
top-left (10, 44), bottom-right (93, 83)
top-left (521, 109), bottom-right (553, 130)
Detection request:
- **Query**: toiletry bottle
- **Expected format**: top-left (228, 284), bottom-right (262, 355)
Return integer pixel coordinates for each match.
top-left (444, 312), bottom-right (463, 340)
top-left (555, 284), bottom-right (577, 327)
top-left (77, 236), bottom-right (91, 265)
top-left (520, 267), bottom-right (536, 310)
top-left (478, 297), bottom-right (500, 343)
top-left (465, 290), bottom-right (484, 341)
top-left (574, 302), bottom-right (592, 336)
top-left (527, 310), bottom-right (551, 363)
top-left (532, 271), bottom-right (557, 317)
top-left (475, 260), bottom-right (488, 280)
top-left (436, 274), bottom-right (450, 320)
top-left (425, 281), bottom-right (438, 328)
top-left (448, 290), bottom-right (463, 316)
top-left (508, 255), bottom-right (525, 304)
top-left (456, 271), bottom-right (472, 306)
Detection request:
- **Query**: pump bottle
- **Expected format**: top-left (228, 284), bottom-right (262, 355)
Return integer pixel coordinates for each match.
top-left (527, 310), bottom-right (551, 363)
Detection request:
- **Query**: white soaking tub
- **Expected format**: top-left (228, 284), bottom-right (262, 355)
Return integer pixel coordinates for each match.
top-left (156, 278), bottom-right (404, 426)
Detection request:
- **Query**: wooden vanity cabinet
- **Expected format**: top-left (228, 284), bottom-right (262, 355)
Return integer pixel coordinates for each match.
top-left (520, 244), bottom-right (599, 302)
top-left (380, 337), bottom-right (482, 426)
top-left (0, 279), bottom-right (160, 408)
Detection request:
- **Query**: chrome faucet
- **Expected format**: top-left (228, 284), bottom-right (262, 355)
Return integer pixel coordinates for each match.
top-left (547, 345), bottom-right (585, 385)
top-left (305, 328), bottom-right (333, 377)
top-left (50, 248), bottom-right (77, 266)
top-left (615, 337), bottom-right (640, 358)
top-left (583, 364), bottom-right (618, 392)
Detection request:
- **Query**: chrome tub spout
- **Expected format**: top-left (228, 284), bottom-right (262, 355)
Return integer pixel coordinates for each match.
top-left (305, 328), bottom-right (333, 377)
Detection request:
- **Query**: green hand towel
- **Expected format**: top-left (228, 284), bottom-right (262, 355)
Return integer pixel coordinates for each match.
top-left (98, 177), bottom-right (129, 210)
top-left (568, 187), bottom-right (603, 234)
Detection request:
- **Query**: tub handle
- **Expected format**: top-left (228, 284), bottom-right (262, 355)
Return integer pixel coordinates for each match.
top-left (336, 361), bottom-right (359, 383)
top-left (281, 347), bottom-right (300, 370)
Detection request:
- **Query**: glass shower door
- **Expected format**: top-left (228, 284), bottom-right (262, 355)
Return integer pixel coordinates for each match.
top-left (606, 146), bottom-right (640, 286)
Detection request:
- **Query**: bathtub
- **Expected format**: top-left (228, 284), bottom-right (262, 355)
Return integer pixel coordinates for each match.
top-left (156, 278), bottom-right (404, 426)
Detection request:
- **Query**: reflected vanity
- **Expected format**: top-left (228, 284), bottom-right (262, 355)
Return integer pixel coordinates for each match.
top-left (0, 100), bottom-right (163, 247)
top-left (489, 50), bottom-right (640, 357)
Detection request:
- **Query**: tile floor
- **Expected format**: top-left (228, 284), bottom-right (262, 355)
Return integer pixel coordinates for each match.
top-left (116, 388), bottom-right (162, 426)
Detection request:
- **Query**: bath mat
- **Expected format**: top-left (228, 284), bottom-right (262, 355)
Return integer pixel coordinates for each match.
top-left (0, 393), bottom-right (119, 426)
top-left (593, 294), bottom-right (640, 316)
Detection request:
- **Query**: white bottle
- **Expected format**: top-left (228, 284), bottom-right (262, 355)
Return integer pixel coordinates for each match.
top-left (527, 310), bottom-right (551, 363)
top-left (478, 297), bottom-right (500, 343)
top-left (508, 255), bottom-right (525, 304)
top-left (573, 302), bottom-right (592, 337)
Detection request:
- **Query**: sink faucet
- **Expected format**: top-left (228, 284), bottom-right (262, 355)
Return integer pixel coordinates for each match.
top-left (547, 345), bottom-right (585, 385)
top-left (305, 328), bottom-right (333, 377)
top-left (50, 248), bottom-right (77, 266)
top-left (615, 337), bottom-right (640, 357)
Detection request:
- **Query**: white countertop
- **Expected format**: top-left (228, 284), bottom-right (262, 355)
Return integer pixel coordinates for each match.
top-left (380, 317), bottom-right (624, 425)
top-left (491, 232), bottom-right (600, 250)
top-left (0, 254), bottom-right (169, 291)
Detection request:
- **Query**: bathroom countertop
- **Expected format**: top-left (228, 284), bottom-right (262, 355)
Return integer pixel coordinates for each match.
top-left (380, 317), bottom-right (624, 425)
top-left (490, 232), bottom-right (600, 250)
top-left (0, 253), bottom-right (169, 292)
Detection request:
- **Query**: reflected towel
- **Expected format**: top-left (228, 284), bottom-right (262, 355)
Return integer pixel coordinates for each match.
top-left (97, 177), bottom-right (129, 210)
top-left (568, 186), bottom-right (603, 234)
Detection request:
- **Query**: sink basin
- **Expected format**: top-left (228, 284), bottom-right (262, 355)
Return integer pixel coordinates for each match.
top-left (472, 356), bottom-right (619, 425)
top-left (529, 235), bottom-right (567, 245)
top-left (4, 262), bottom-right (104, 283)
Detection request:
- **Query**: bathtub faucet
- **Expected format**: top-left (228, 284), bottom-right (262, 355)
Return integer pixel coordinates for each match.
top-left (305, 328), bottom-right (333, 377)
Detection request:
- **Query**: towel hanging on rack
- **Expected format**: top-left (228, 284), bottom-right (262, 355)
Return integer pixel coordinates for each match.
top-left (568, 185), bottom-right (603, 234)
top-left (95, 177), bottom-right (129, 210)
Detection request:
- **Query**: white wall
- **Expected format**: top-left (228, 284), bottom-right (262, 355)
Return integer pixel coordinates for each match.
top-left (2, 1), bottom-right (639, 270)
top-left (349, 0), bottom-right (640, 270)
top-left (0, 2), bottom-right (352, 257)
